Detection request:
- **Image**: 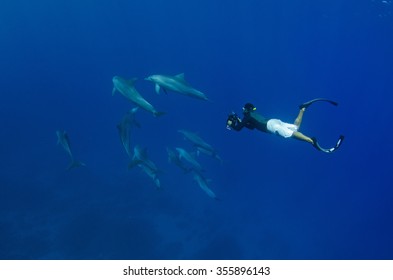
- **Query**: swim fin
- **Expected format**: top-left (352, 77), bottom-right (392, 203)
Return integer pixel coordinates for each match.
top-left (299, 98), bottom-right (338, 109)
top-left (311, 135), bottom-right (344, 153)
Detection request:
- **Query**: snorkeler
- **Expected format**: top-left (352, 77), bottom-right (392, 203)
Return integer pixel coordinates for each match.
top-left (226, 98), bottom-right (344, 153)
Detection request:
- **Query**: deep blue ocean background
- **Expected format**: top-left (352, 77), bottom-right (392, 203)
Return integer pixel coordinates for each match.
top-left (1, 0), bottom-right (392, 259)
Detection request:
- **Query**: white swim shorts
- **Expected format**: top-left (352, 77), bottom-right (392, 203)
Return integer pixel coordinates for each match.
top-left (266, 119), bottom-right (298, 138)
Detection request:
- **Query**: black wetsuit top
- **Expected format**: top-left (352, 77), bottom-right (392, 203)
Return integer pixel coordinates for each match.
top-left (232, 111), bottom-right (270, 132)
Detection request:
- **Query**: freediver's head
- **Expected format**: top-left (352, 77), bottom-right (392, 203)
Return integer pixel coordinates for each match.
top-left (243, 103), bottom-right (256, 113)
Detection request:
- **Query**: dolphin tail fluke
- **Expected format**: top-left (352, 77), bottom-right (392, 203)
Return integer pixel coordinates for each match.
top-left (154, 111), bottom-right (166, 117)
top-left (67, 160), bottom-right (86, 170)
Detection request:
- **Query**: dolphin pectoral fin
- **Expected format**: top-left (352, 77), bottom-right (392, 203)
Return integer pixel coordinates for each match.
top-left (155, 84), bottom-right (161, 94)
top-left (112, 87), bottom-right (116, 96)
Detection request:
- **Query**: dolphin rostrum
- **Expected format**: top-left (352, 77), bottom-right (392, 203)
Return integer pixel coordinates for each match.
top-left (112, 76), bottom-right (165, 117)
top-left (56, 130), bottom-right (86, 170)
top-left (145, 73), bottom-right (208, 101)
top-left (117, 107), bottom-right (140, 158)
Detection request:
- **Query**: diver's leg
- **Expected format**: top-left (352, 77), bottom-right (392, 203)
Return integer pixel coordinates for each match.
top-left (294, 108), bottom-right (306, 129)
top-left (291, 131), bottom-right (314, 144)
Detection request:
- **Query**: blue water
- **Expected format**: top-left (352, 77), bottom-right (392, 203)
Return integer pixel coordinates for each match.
top-left (1, 0), bottom-right (392, 260)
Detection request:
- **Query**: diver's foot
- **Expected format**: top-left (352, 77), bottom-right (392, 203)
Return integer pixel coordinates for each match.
top-left (299, 98), bottom-right (339, 110)
top-left (311, 135), bottom-right (344, 153)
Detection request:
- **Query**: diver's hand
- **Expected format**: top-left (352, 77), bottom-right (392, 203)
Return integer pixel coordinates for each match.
top-left (226, 112), bottom-right (239, 130)
top-left (226, 120), bottom-right (233, 130)
top-left (226, 114), bottom-right (235, 130)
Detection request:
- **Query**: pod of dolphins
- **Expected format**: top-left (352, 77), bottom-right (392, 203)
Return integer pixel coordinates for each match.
top-left (57, 73), bottom-right (220, 199)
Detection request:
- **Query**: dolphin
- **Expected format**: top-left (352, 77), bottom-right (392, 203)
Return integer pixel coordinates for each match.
top-left (175, 147), bottom-right (203, 171)
top-left (56, 130), bottom-right (86, 170)
top-left (112, 76), bottom-right (165, 117)
top-left (128, 145), bottom-right (161, 188)
top-left (196, 146), bottom-right (223, 164)
top-left (145, 73), bottom-right (208, 101)
top-left (192, 170), bottom-right (217, 199)
top-left (128, 145), bottom-right (158, 171)
top-left (166, 147), bottom-right (191, 173)
top-left (178, 129), bottom-right (217, 154)
top-left (117, 107), bottom-right (140, 157)
top-left (139, 164), bottom-right (161, 189)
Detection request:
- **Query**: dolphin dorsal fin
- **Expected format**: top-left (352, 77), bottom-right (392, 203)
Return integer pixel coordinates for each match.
top-left (175, 73), bottom-right (185, 80)
top-left (126, 78), bottom-right (138, 86)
